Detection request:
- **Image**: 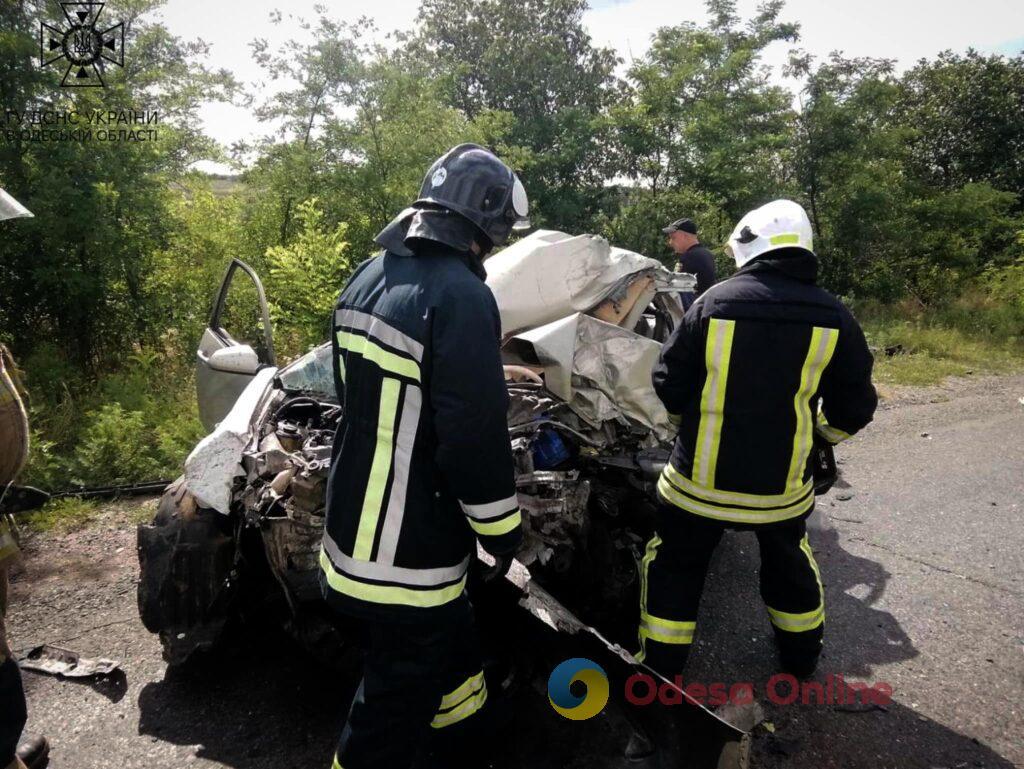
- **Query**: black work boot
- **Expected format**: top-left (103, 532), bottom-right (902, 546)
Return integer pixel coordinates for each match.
top-left (16, 735), bottom-right (49, 769)
top-left (778, 648), bottom-right (820, 680)
top-left (774, 626), bottom-right (822, 681)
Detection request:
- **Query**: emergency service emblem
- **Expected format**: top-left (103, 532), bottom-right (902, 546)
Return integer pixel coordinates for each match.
top-left (39, 2), bottom-right (124, 88)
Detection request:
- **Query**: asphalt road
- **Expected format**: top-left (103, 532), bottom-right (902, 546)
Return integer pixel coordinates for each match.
top-left (7, 373), bottom-right (1024, 769)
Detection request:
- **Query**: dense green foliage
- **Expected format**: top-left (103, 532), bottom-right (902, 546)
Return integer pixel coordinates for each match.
top-left (0, 0), bottom-right (1022, 487)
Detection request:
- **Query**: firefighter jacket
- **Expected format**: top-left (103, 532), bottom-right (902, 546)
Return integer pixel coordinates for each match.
top-left (652, 250), bottom-right (877, 527)
top-left (321, 242), bottom-right (521, 619)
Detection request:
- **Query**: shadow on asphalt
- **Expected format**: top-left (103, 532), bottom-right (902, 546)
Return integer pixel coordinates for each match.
top-left (137, 630), bottom-right (354, 768)
top-left (135, 515), bottom-right (1014, 769)
top-left (686, 517), bottom-right (1016, 768)
top-left (135, 611), bottom-right (691, 769)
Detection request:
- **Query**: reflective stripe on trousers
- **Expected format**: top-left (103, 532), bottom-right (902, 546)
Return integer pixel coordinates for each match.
top-left (636, 534), bottom-right (698, 661)
top-left (766, 533), bottom-right (825, 632)
top-left (431, 671), bottom-right (487, 729)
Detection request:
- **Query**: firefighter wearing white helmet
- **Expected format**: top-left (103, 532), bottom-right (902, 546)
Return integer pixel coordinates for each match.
top-left (728, 199), bottom-right (815, 268)
top-left (642, 198), bottom-right (878, 679)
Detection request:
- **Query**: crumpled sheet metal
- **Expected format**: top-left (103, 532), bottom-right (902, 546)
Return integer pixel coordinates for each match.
top-left (511, 314), bottom-right (673, 441)
top-left (184, 367), bottom-right (277, 514)
top-left (486, 230), bottom-right (688, 337)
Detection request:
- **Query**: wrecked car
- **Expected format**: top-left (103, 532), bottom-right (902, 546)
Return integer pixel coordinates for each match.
top-left (136, 231), bottom-right (758, 764)
top-left (138, 230), bottom-right (695, 664)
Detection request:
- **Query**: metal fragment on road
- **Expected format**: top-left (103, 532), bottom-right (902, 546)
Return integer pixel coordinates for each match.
top-left (19, 645), bottom-right (121, 678)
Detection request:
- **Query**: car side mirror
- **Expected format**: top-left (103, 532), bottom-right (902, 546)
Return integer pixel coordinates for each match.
top-left (207, 345), bottom-right (261, 375)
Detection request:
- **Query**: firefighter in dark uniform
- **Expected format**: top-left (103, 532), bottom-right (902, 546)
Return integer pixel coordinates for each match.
top-left (640, 200), bottom-right (877, 678)
top-left (320, 144), bottom-right (530, 769)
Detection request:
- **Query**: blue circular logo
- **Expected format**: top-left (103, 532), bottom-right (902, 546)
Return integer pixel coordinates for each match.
top-left (547, 657), bottom-right (609, 720)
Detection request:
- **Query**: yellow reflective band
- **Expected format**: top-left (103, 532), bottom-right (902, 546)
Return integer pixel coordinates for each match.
top-left (815, 411), bottom-right (850, 444)
top-left (319, 549), bottom-right (466, 608)
top-left (786, 327), bottom-right (839, 491)
top-left (431, 686), bottom-right (487, 729)
top-left (636, 534), bottom-right (662, 662)
top-left (767, 533), bottom-right (825, 632)
top-left (692, 318), bottom-right (735, 488)
top-left (468, 510), bottom-right (521, 537)
top-left (352, 378), bottom-right (400, 560)
top-left (769, 233), bottom-right (801, 245)
top-left (439, 672), bottom-right (485, 711)
top-left (767, 605), bottom-right (824, 632)
top-left (800, 534), bottom-right (825, 608)
top-left (336, 330), bottom-right (420, 381)
top-left (657, 476), bottom-right (813, 524)
top-left (663, 463), bottom-right (813, 510)
top-left (337, 352), bottom-right (346, 384)
top-left (332, 756), bottom-right (343, 769)
top-left (640, 612), bottom-right (695, 645)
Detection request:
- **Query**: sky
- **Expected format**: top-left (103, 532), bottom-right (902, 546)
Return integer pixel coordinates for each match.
top-left (152, 0), bottom-right (1024, 173)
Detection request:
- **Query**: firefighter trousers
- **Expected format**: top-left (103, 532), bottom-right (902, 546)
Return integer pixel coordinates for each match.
top-left (637, 505), bottom-right (825, 677)
top-left (332, 595), bottom-right (489, 769)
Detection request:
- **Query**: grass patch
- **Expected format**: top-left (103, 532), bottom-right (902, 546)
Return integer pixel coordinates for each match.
top-left (864, 321), bottom-right (1024, 387)
top-left (126, 498), bottom-right (159, 526)
top-left (19, 496), bottom-right (101, 534)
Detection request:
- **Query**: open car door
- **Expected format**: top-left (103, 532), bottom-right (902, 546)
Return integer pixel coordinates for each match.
top-left (196, 259), bottom-right (276, 432)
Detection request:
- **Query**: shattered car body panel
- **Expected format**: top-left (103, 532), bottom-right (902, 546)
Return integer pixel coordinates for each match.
top-left (505, 313), bottom-right (673, 441)
top-left (184, 366), bottom-right (279, 514)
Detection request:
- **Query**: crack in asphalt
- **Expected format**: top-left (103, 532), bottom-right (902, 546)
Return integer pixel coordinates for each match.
top-left (29, 616), bottom-right (138, 650)
top-left (846, 536), bottom-right (1022, 597)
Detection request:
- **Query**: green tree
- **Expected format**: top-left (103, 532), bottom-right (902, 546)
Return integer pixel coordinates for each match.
top-left (0, 0), bottom-right (235, 369)
top-left (245, 12), bottom-right (510, 261)
top-left (264, 198), bottom-right (352, 356)
top-left (900, 51), bottom-right (1024, 199)
top-left (786, 53), bottom-right (910, 295)
top-left (612, 0), bottom-right (798, 221)
top-left (408, 0), bottom-right (619, 231)
top-left (247, 12), bottom-right (369, 245)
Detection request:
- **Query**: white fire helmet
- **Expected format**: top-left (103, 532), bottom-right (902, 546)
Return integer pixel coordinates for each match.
top-left (728, 199), bottom-right (813, 269)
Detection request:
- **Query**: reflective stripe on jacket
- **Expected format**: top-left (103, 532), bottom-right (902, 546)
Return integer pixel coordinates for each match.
top-left (323, 243), bottom-right (521, 618)
top-left (652, 251), bottom-right (877, 526)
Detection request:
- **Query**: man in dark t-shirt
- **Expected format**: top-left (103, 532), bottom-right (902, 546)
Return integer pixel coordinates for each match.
top-left (663, 217), bottom-right (716, 303)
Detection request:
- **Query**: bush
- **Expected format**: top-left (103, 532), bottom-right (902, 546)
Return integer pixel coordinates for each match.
top-left (265, 198), bottom-right (352, 358)
top-left (73, 404), bottom-right (163, 486)
top-left (153, 401), bottom-right (206, 475)
top-left (20, 426), bottom-right (69, 491)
